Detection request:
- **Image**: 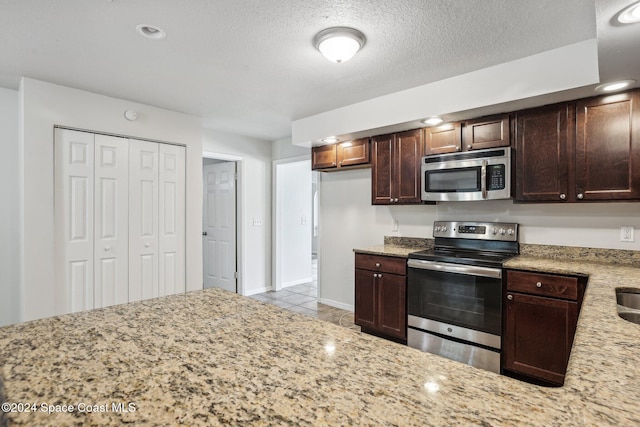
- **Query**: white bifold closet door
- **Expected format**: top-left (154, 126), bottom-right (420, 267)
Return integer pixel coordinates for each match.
top-left (128, 140), bottom-right (185, 302)
top-left (55, 129), bottom-right (185, 314)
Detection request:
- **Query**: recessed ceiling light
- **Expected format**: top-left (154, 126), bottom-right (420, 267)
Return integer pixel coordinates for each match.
top-left (422, 117), bottom-right (444, 126)
top-left (313, 27), bottom-right (366, 63)
top-left (322, 136), bottom-right (339, 143)
top-left (595, 79), bottom-right (636, 93)
top-left (136, 24), bottom-right (166, 40)
top-left (618, 1), bottom-right (640, 24)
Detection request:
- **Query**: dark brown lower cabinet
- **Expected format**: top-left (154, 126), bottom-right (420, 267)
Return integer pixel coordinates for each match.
top-left (354, 254), bottom-right (407, 342)
top-left (503, 270), bottom-right (586, 386)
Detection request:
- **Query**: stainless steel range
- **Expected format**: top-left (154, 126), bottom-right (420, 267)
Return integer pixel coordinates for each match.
top-left (407, 221), bottom-right (519, 373)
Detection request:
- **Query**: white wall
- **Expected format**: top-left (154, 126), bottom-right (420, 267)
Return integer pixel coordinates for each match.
top-left (19, 78), bottom-right (203, 322)
top-left (275, 160), bottom-right (312, 288)
top-left (272, 137), bottom-right (309, 161)
top-left (319, 170), bottom-right (640, 310)
top-left (0, 87), bottom-right (19, 326)
top-left (203, 129), bottom-right (272, 295)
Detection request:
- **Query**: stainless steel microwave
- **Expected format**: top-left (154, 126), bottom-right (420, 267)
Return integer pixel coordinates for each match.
top-left (421, 148), bottom-right (511, 202)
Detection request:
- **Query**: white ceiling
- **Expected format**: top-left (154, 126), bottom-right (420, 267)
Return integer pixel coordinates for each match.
top-left (0, 0), bottom-right (638, 141)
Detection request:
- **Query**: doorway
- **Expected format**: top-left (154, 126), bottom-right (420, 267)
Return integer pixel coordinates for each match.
top-left (202, 156), bottom-right (239, 293)
top-left (273, 157), bottom-right (313, 293)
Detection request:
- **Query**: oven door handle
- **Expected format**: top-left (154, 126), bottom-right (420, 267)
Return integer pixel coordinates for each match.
top-left (407, 259), bottom-right (502, 279)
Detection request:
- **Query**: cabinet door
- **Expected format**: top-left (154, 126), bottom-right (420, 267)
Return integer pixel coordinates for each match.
top-left (371, 134), bottom-right (394, 204)
top-left (394, 129), bottom-right (424, 204)
top-left (337, 138), bottom-right (369, 167)
top-left (576, 91), bottom-right (640, 200)
top-left (424, 123), bottom-right (462, 155)
top-left (355, 268), bottom-right (377, 329)
top-left (377, 272), bottom-right (407, 340)
top-left (515, 104), bottom-right (572, 202)
top-left (311, 145), bottom-right (337, 170)
top-left (463, 114), bottom-right (510, 151)
top-left (503, 292), bottom-right (577, 385)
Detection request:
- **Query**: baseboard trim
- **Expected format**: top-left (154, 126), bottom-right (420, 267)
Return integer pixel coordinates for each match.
top-left (244, 287), bottom-right (271, 296)
top-left (282, 277), bottom-right (313, 288)
top-left (318, 298), bottom-right (354, 312)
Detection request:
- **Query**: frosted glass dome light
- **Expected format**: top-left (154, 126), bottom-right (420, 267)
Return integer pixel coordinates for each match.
top-left (313, 27), bottom-right (366, 63)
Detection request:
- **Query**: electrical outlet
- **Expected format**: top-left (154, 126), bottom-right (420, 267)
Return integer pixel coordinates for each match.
top-left (620, 225), bottom-right (635, 242)
top-left (253, 218), bottom-right (263, 227)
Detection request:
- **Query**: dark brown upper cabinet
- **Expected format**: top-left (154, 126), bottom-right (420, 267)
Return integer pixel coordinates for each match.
top-left (575, 91), bottom-right (640, 201)
top-left (515, 90), bottom-right (640, 202)
top-left (424, 122), bottom-right (462, 155)
top-left (424, 114), bottom-right (510, 155)
top-left (371, 129), bottom-right (424, 205)
top-left (515, 103), bottom-right (573, 202)
top-left (311, 138), bottom-right (370, 171)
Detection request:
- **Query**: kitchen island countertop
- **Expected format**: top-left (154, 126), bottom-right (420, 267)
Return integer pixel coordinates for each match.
top-left (1, 255), bottom-right (640, 425)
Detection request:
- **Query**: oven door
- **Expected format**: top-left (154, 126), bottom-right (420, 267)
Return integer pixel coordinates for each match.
top-left (406, 259), bottom-right (503, 349)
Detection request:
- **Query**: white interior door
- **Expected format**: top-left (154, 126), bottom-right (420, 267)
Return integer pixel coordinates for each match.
top-left (94, 134), bottom-right (129, 308)
top-left (54, 128), bottom-right (95, 313)
top-left (159, 144), bottom-right (186, 296)
top-left (129, 139), bottom-right (159, 302)
top-left (203, 162), bottom-right (237, 292)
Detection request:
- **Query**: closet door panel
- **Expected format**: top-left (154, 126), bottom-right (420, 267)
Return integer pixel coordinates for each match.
top-left (54, 128), bottom-right (95, 313)
top-left (129, 140), bottom-right (159, 302)
top-left (158, 144), bottom-right (186, 296)
top-left (94, 135), bottom-right (129, 308)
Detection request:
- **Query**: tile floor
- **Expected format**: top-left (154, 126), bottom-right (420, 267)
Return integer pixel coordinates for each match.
top-left (248, 258), bottom-right (359, 330)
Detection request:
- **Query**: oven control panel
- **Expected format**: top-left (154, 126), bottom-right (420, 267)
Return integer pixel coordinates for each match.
top-left (433, 221), bottom-right (518, 242)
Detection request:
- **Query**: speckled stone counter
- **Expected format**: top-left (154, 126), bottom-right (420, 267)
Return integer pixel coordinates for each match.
top-left (1, 273), bottom-right (639, 426)
top-left (353, 236), bottom-right (433, 258)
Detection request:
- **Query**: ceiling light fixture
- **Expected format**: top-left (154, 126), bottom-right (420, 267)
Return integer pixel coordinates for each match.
top-left (322, 136), bottom-right (339, 144)
top-left (423, 117), bottom-right (444, 126)
top-left (617, 1), bottom-right (640, 24)
top-left (313, 27), bottom-right (366, 63)
top-left (595, 79), bottom-right (636, 92)
top-left (136, 24), bottom-right (166, 40)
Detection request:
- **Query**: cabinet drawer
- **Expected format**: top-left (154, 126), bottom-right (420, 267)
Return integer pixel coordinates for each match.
top-left (506, 270), bottom-right (578, 301)
top-left (355, 253), bottom-right (406, 275)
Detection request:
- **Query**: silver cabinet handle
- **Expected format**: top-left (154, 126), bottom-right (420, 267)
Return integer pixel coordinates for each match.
top-left (375, 262), bottom-right (380, 268)
top-left (467, 144), bottom-right (472, 150)
top-left (373, 273), bottom-right (378, 278)
top-left (577, 193), bottom-right (584, 199)
top-left (536, 282), bottom-right (542, 288)
top-left (378, 273), bottom-right (383, 278)
top-left (456, 146), bottom-right (461, 151)
top-left (560, 193), bottom-right (566, 200)
top-left (395, 198), bottom-right (399, 202)
top-left (507, 295), bottom-right (513, 300)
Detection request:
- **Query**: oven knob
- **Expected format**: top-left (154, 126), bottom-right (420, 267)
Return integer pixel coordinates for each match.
top-left (499, 228), bottom-right (505, 235)
top-left (491, 228), bottom-right (497, 235)
top-left (434, 225), bottom-right (441, 232)
top-left (442, 226), bottom-right (448, 232)
top-left (507, 228), bottom-right (514, 236)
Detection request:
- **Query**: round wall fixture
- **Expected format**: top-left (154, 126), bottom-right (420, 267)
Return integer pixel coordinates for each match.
top-left (313, 27), bottom-right (366, 63)
top-left (617, 1), bottom-right (640, 24)
top-left (136, 24), bottom-right (166, 40)
top-left (124, 109), bottom-right (138, 121)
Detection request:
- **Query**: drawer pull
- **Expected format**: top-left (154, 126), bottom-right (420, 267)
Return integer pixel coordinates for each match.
top-left (536, 282), bottom-right (542, 288)
top-left (507, 294), bottom-right (513, 300)
top-left (375, 262), bottom-right (381, 268)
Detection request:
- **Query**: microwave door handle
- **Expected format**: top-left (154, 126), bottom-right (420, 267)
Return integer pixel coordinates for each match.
top-left (481, 160), bottom-right (488, 199)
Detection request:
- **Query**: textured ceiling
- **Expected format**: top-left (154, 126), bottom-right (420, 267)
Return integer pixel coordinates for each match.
top-left (0, 0), bottom-right (635, 141)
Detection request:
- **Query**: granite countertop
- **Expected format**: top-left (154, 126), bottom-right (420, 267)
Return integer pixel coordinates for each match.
top-left (1, 256), bottom-right (640, 425)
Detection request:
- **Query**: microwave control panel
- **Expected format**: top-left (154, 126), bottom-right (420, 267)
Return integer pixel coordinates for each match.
top-left (487, 165), bottom-right (505, 190)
